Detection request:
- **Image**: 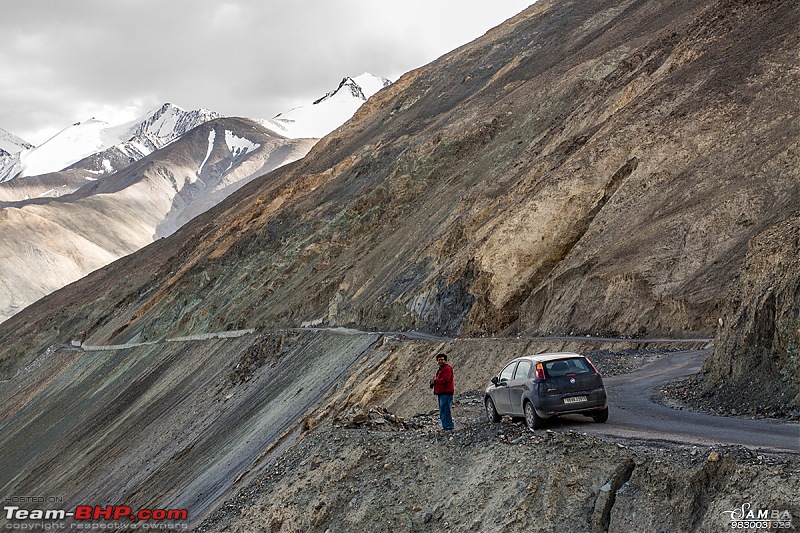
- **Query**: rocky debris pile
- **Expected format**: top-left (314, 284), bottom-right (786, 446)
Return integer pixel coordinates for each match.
top-left (659, 375), bottom-right (800, 421)
top-left (335, 406), bottom-right (408, 430)
top-left (228, 332), bottom-right (298, 386)
top-left (583, 347), bottom-right (679, 377)
top-left (333, 391), bottom-right (494, 436)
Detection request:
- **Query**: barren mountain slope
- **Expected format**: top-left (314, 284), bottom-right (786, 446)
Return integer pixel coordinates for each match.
top-left (1, 0), bottom-right (798, 373)
top-left (0, 0), bottom-right (798, 530)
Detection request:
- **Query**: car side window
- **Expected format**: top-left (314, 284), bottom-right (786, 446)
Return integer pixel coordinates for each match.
top-left (499, 362), bottom-right (517, 382)
top-left (514, 360), bottom-right (532, 380)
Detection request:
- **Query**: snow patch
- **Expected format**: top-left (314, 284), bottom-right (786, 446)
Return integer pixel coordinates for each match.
top-left (18, 119), bottom-right (109, 178)
top-left (197, 129), bottom-right (216, 178)
top-left (224, 130), bottom-right (260, 158)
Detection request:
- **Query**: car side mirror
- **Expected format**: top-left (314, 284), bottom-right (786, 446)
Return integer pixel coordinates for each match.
top-left (491, 376), bottom-right (499, 386)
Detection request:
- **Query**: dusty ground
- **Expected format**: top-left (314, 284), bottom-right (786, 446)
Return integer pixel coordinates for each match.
top-left (194, 348), bottom-right (800, 532)
top-left (195, 389), bottom-right (799, 533)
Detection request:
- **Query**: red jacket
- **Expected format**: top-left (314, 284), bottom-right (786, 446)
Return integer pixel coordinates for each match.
top-left (433, 364), bottom-right (454, 395)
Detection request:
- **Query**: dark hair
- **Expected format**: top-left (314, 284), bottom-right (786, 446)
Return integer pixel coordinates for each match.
top-left (436, 353), bottom-right (447, 361)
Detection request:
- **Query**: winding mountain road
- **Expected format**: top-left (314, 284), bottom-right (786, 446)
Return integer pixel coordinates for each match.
top-left (323, 329), bottom-right (797, 452)
top-left (563, 350), bottom-right (799, 453)
top-left (76, 328), bottom-right (798, 453)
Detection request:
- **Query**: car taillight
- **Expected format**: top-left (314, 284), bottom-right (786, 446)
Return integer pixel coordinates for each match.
top-left (585, 357), bottom-right (599, 373)
top-left (535, 363), bottom-right (545, 380)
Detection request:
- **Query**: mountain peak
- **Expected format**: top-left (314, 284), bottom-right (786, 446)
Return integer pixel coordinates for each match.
top-left (118, 104), bottom-right (221, 152)
top-left (267, 73), bottom-right (392, 139)
top-left (314, 73), bottom-right (392, 105)
top-left (0, 128), bottom-right (33, 157)
top-left (314, 77), bottom-right (366, 104)
top-left (0, 104), bottom-right (220, 182)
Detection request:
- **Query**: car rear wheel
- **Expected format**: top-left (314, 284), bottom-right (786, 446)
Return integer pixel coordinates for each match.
top-left (485, 396), bottom-right (501, 423)
top-left (592, 407), bottom-right (609, 423)
top-left (524, 401), bottom-right (544, 430)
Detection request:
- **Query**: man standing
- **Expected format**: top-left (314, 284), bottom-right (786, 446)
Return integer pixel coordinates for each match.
top-left (430, 353), bottom-right (455, 430)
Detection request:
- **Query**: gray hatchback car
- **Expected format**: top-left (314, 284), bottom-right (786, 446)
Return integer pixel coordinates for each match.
top-left (484, 352), bottom-right (608, 430)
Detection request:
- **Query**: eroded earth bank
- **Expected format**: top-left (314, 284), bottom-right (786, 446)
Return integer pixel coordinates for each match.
top-left (196, 409), bottom-right (798, 533)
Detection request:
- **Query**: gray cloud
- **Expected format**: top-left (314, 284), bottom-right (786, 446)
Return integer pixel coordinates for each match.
top-left (1, 0), bottom-right (532, 144)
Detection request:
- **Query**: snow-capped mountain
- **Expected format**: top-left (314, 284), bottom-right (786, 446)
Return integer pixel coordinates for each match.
top-left (0, 128), bottom-right (33, 156)
top-left (0, 104), bottom-right (220, 183)
top-left (0, 73), bottom-right (391, 189)
top-left (0, 73), bottom-right (392, 323)
top-left (0, 117), bottom-right (316, 323)
top-left (259, 73), bottom-right (392, 138)
top-left (0, 129), bottom-right (33, 182)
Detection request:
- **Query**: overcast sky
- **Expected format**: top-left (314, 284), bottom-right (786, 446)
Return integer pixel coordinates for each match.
top-left (1, 1), bottom-right (533, 146)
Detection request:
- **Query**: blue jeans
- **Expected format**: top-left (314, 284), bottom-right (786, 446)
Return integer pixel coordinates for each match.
top-left (438, 393), bottom-right (454, 430)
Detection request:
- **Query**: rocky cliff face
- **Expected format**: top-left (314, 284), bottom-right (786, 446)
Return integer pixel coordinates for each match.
top-left (692, 215), bottom-right (800, 413)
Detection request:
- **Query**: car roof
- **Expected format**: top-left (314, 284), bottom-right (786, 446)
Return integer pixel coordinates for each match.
top-left (515, 352), bottom-right (583, 363)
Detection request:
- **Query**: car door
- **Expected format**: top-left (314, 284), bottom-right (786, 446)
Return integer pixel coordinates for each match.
top-left (506, 360), bottom-right (533, 416)
top-left (491, 361), bottom-right (518, 415)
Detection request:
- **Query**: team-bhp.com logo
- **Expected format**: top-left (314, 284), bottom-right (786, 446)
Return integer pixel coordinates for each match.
top-left (4, 504), bottom-right (188, 528)
top-left (722, 503), bottom-right (794, 529)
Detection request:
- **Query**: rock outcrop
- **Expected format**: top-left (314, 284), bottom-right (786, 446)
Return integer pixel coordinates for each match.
top-left (697, 215), bottom-right (800, 413)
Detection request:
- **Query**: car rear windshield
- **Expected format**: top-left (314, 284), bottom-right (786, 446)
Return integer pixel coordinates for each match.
top-left (544, 358), bottom-right (592, 377)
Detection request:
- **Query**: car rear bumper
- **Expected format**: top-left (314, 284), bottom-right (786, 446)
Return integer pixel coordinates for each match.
top-left (535, 387), bottom-right (607, 417)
